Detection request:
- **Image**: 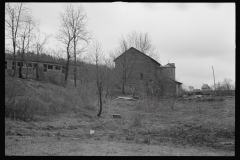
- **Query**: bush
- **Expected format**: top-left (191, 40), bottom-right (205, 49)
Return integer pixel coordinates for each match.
top-left (5, 76), bottom-right (34, 121)
top-left (132, 115), bottom-right (142, 127)
top-left (136, 98), bottom-right (161, 113)
top-left (5, 96), bottom-right (41, 121)
top-left (45, 73), bottom-right (65, 87)
top-left (142, 136), bottom-right (150, 144)
top-left (78, 82), bottom-right (97, 110)
top-left (5, 74), bottom-right (98, 121)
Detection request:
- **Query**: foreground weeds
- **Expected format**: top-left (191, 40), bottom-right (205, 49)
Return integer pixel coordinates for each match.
top-left (5, 76), bottom-right (97, 121)
top-left (123, 97), bottom-right (235, 151)
top-left (5, 76), bottom-right (235, 153)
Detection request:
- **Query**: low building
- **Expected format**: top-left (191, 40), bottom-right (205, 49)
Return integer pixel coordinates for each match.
top-left (5, 53), bottom-right (83, 80)
top-left (201, 84), bottom-right (211, 91)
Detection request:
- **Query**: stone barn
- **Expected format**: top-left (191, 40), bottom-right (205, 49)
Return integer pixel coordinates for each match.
top-left (114, 47), bottom-right (182, 96)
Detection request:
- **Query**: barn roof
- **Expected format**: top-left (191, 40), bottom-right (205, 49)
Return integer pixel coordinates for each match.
top-left (113, 47), bottom-right (161, 66)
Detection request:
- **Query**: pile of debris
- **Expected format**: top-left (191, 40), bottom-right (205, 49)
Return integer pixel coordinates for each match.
top-left (177, 96), bottom-right (225, 102)
top-left (116, 96), bottom-right (137, 101)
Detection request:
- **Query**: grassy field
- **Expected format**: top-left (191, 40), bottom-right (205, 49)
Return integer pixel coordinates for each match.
top-left (5, 76), bottom-right (235, 156)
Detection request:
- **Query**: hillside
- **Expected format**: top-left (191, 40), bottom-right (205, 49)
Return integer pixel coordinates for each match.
top-left (5, 76), bottom-right (235, 156)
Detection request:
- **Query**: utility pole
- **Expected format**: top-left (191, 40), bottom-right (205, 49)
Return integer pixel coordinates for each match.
top-left (212, 66), bottom-right (216, 94)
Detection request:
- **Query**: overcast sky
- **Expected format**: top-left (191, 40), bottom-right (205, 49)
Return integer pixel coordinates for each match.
top-left (13, 2), bottom-right (236, 89)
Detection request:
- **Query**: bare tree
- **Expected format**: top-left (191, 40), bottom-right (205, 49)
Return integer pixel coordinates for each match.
top-left (5, 3), bottom-right (29, 76)
top-left (60, 4), bottom-right (91, 87)
top-left (16, 14), bottom-right (37, 78)
top-left (222, 78), bottom-right (233, 91)
top-left (104, 57), bottom-right (116, 98)
top-left (88, 42), bottom-right (108, 117)
top-left (118, 31), bottom-right (159, 60)
top-left (188, 86), bottom-right (194, 92)
top-left (58, 9), bottom-right (74, 84)
top-left (33, 31), bottom-right (50, 81)
top-left (232, 81), bottom-right (235, 90)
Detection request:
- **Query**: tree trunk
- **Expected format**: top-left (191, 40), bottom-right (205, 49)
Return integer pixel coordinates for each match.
top-left (36, 47), bottom-right (39, 81)
top-left (105, 86), bottom-right (109, 98)
top-left (64, 58), bottom-right (69, 83)
top-left (36, 65), bottom-right (39, 80)
top-left (13, 45), bottom-right (16, 77)
top-left (25, 63), bottom-right (29, 79)
top-left (36, 59), bottom-right (39, 81)
top-left (74, 67), bottom-right (76, 87)
top-left (12, 19), bottom-right (16, 77)
top-left (74, 39), bottom-right (77, 88)
top-left (19, 52), bottom-right (24, 78)
top-left (97, 86), bottom-right (103, 117)
top-left (122, 83), bottom-right (125, 94)
top-left (19, 62), bottom-right (23, 78)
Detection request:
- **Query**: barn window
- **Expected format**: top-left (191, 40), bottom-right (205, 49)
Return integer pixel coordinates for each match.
top-left (17, 62), bottom-right (21, 66)
top-left (48, 65), bottom-right (53, 69)
top-left (140, 73), bottom-right (143, 80)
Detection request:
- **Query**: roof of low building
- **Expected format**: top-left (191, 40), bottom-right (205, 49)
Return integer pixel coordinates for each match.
top-left (201, 84), bottom-right (210, 89)
top-left (5, 53), bottom-right (61, 64)
top-left (5, 53), bottom-right (84, 67)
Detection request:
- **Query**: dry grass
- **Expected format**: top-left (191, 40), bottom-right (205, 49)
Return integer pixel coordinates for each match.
top-left (5, 75), bottom-right (235, 154)
top-left (45, 73), bottom-right (65, 87)
top-left (121, 97), bottom-right (235, 151)
top-left (5, 75), bottom-right (98, 121)
top-left (92, 95), bottom-right (234, 151)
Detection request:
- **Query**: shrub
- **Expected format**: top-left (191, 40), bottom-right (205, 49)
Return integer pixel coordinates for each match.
top-left (45, 73), bottom-right (65, 87)
top-left (37, 67), bottom-right (47, 81)
top-left (136, 98), bottom-right (160, 113)
top-left (5, 74), bottom-right (99, 120)
top-left (5, 95), bottom-right (41, 121)
top-left (126, 134), bottom-right (135, 141)
top-left (78, 82), bottom-right (97, 110)
top-left (142, 136), bottom-right (150, 144)
top-left (132, 115), bottom-right (142, 127)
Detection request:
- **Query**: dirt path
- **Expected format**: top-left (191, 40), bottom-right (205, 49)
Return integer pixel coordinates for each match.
top-left (5, 135), bottom-right (233, 156)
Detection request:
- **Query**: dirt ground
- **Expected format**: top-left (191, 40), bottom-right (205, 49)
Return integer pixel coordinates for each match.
top-left (5, 136), bottom-right (233, 156)
top-left (5, 97), bottom-right (235, 156)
